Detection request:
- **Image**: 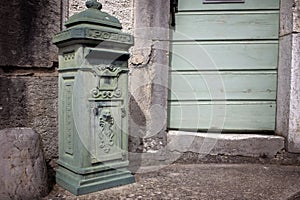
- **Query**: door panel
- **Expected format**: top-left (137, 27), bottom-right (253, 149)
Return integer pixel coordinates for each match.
top-left (170, 71), bottom-right (277, 100)
top-left (168, 101), bottom-right (276, 131)
top-left (171, 42), bottom-right (278, 71)
top-left (168, 0), bottom-right (280, 131)
top-left (179, 0), bottom-right (280, 11)
top-left (172, 11), bottom-right (279, 40)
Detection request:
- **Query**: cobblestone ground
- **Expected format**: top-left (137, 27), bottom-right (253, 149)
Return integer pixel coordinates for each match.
top-left (43, 164), bottom-right (300, 200)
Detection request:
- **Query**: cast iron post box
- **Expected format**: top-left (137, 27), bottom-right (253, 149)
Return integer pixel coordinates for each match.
top-left (53, 0), bottom-right (134, 195)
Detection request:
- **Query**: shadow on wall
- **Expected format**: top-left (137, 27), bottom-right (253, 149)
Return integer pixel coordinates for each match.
top-left (128, 94), bottom-right (145, 172)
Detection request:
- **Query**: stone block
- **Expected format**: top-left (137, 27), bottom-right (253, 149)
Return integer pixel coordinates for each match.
top-left (280, 0), bottom-right (294, 36)
top-left (293, 0), bottom-right (300, 33)
top-left (0, 0), bottom-right (62, 67)
top-left (168, 131), bottom-right (285, 158)
top-left (0, 75), bottom-right (58, 162)
top-left (0, 128), bottom-right (49, 200)
top-left (128, 0), bottom-right (170, 153)
top-left (277, 34), bottom-right (292, 137)
top-left (0, 77), bottom-right (28, 128)
top-left (277, 32), bottom-right (300, 153)
top-left (26, 76), bottom-right (59, 161)
top-left (288, 33), bottom-right (300, 153)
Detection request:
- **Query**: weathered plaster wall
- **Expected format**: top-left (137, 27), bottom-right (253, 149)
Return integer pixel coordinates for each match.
top-left (277, 0), bottom-right (294, 138)
top-left (69, 0), bottom-right (134, 34)
top-left (277, 0), bottom-right (300, 153)
top-left (128, 0), bottom-right (170, 156)
top-left (289, 33), bottom-right (300, 152)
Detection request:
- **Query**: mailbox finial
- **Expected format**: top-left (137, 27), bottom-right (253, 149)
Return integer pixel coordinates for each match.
top-left (86, 0), bottom-right (102, 10)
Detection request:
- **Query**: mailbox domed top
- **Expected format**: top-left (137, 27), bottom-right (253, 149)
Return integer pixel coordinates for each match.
top-left (65, 0), bottom-right (122, 29)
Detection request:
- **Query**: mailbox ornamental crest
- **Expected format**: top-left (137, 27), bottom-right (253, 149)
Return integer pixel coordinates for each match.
top-left (53, 0), bottom-right (134, 195)
top-left (91, 64), bottom-right (128, 99)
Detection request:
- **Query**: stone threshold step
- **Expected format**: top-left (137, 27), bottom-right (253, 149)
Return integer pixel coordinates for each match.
top-left (168, 131), bottom-right (285, 158)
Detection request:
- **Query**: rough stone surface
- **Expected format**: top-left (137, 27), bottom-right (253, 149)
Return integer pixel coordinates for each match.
top-left (128, 0), bottom-right (170, 155)
top-left (280, 0), bottom-right (294, 36)
top-left (293, 0), bottom-right (300, 32)
top-left (176, 150), bottom-right (300, 166)
top-left (69, 0), bottom-right (134, 34)
top-left (277, 0), bottom-right (300, 153)
top-left (0, 0), bottom-right (62, 67)
top-left (26, 76), bottom-right (59, 162)
top-left (288, 33), bottom-right (300, 152)
top-left (277, 0), bottom-right (294, 138)
top-left (44, 164), bottom-right (300, 200)
top-left (0, 128), bottom-right (49, 200)
top-left (0, 76), bottom-right (28, 128)
top-left (0, 74), bottom-right (59, 162)
top-left (167, 131), bottom-right (285, 158)
top-left (128, 149), bottom-right (300, 174)
top-left (277, 34), bottom-right (292, 138)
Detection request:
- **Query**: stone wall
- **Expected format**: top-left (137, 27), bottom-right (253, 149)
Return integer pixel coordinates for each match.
top-left (0, 73), bottom-right (58, 162)
top-left (0, 0), bottom-right (63, 164)
top-left (0, 0), bottom-right (62, 67)
top-left (277, 0), bottom-right (300, 153)
top-left (288, 0), bottom-right (300, 153)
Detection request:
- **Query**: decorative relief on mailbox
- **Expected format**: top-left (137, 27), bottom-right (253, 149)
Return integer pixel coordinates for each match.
top-left (121, 107), bottom-right (126, 118)
top-left (98, 109), bottom-right (115, 153)
top-left (91, 64), bottom-right (127, 99)
top-left (53, 28), bottom-right (133, 44)
top-left (63, 51), bottom-right (75, 61)
top-left (64, 82), bottom-right (74, 155)
top-left (92, 88), bottom-right (122, 99)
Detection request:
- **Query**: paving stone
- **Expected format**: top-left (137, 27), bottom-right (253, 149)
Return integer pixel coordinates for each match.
top-left (43, 163), bottom-right (300, 200)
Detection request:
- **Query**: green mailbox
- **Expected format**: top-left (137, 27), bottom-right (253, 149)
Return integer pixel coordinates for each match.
top-left (53, 0), bottom-right (134, 195)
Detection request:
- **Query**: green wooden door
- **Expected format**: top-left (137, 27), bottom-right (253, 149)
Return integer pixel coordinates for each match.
top-left (168, 0), bottom-right (280, 131)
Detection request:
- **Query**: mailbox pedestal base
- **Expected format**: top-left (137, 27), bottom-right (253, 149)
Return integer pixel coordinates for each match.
top-left (56, 162), bottom-right (135, 195)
